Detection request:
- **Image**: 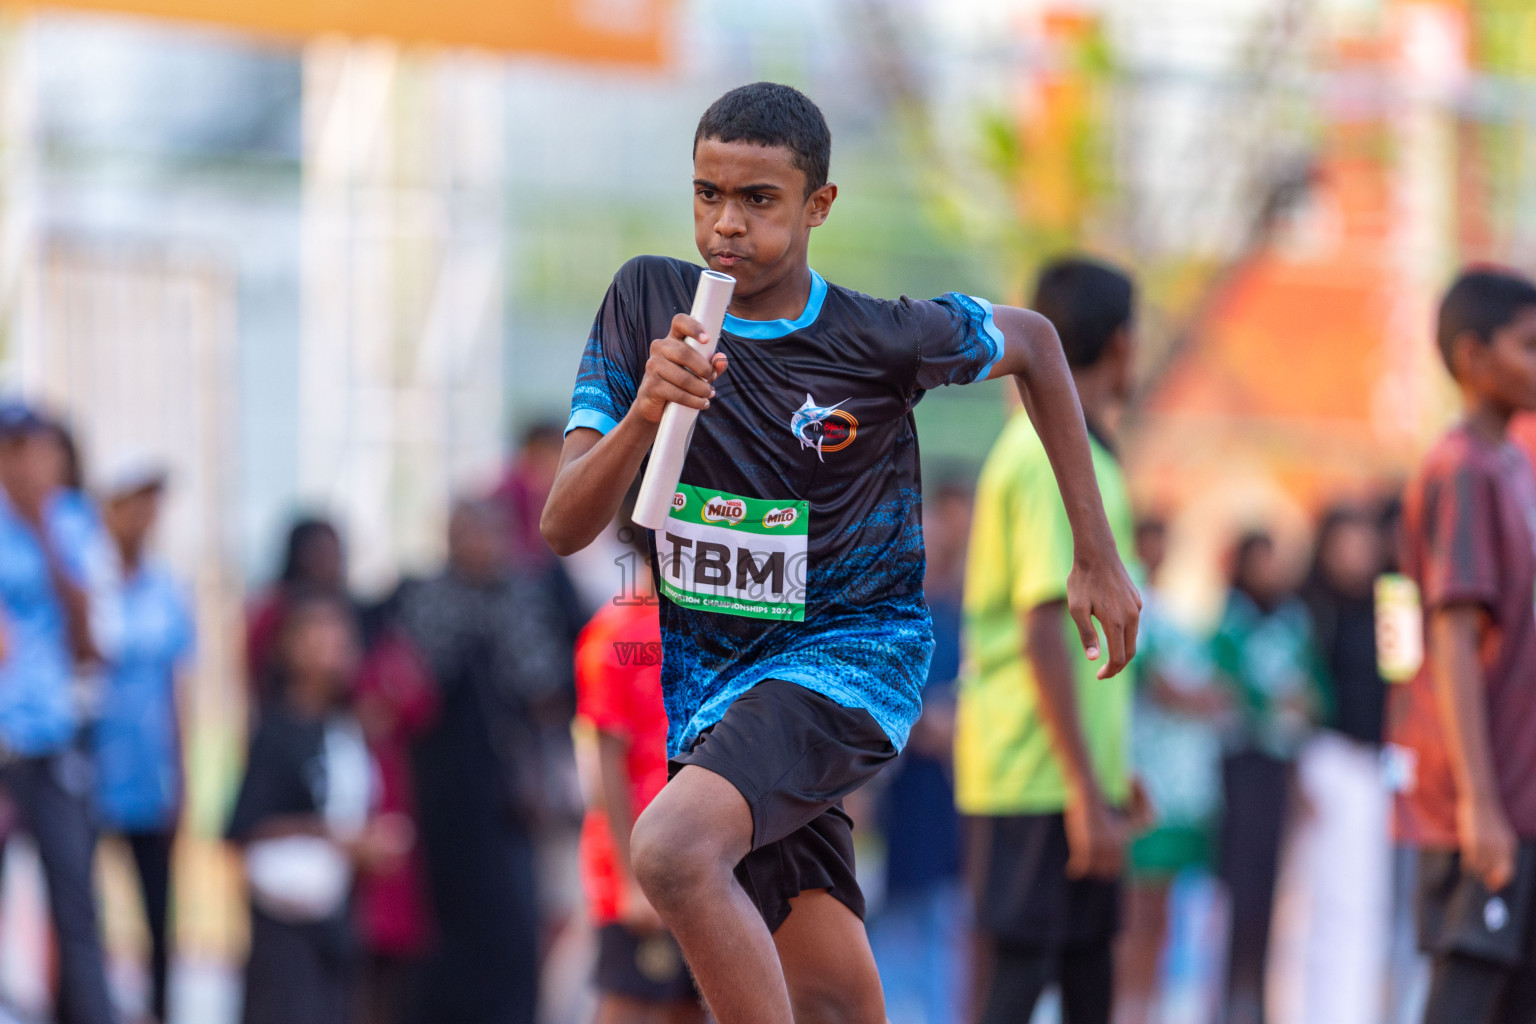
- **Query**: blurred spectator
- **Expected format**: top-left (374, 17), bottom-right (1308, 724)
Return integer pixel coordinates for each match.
top-left (352, 589), bottom-right (438, 1024)
top-left (1302, 505), bottom-right (1388, 749)
top-left (44, 420), bottom-right (123, 695)
top-left (1392, 269), bottom-right (1536, 1023)
top-left (398, 498), bottom-right (575, 1024)
top-left (868, 475), bottom-right (971, 1024)
top-left (1376, 494), bottom-right (1404, 576)
top-left (92, 456), bottom-right (194, 1024)
top-left (574, 493), bottom-right (702, 1024)
top-left (1211, 530), bottom-right (1326, 1024)
top-left (227, 592), bottom-right (411, 1024)
top-left (247, 517), bottom-right (349, 698)
top-left (47, 421), bottom-right (101, 560)
top-left (1374, 490), bottom-right (1430, 1024)
top-left (1269, 504), bottom-right (1391, 1024)
top-left (0, 401), bottom-right (117, 1024)
top-left (1117, 516), bottom-right (1225, 1024)
top-left (494, 421), bottom-right (586, 644)
top-left (495, 420), bottom-right (564, 570)
top-left (956, 257), bottom-right (1140, 1024)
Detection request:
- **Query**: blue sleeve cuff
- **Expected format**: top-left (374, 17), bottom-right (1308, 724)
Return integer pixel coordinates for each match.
top-left (969, 295), bottom-right (1006, 382)
top-left (565, 408), bottom-right (619, 437)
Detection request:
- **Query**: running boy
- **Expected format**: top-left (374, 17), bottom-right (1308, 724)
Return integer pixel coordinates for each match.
top-left (1394, 268), bottom-right (1536, 1023)
top-left (541, 83), bottom-right (1140, 1024)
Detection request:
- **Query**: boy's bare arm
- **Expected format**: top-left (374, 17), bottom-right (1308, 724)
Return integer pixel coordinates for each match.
top-left (988, 306), bottom-right (1141, 678)
top-left (541, 314), bottom-right (726, 556)
top-left (596, 730), bottom-right (639, 876)
top-left (1025, 601), bottom-right (1126, 879)
top-left (1430, 604), bottom-right (1516, 890)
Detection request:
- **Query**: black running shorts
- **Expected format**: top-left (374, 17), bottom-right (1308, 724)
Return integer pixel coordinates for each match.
top-left (593, 923), bottom-right (697, 1004)
top-left (669, 678), bottom-right (896, 932)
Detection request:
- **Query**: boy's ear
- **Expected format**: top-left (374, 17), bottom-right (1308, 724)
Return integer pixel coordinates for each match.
top-left (1449, 330), bottom-right (1485, 383)
top-left (805, 182), bottom-right (837, 227)
top-left (1108, 325), bottom-right (1136, 391)
top-left (1108, 324), bottom-right (1135, 364)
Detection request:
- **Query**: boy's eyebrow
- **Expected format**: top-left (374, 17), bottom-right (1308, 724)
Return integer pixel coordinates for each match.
top-left (693, 178), bottom-right (784, 194)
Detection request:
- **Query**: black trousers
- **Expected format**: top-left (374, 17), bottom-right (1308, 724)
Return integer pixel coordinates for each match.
top-left (242, 908), bottom-right (352, 1024)
top-left (1218, 751), bottom-right (1293, 1024)
top-left (970, 815), bottom-right (1120, 1024)
top-left (1420, 850), bottom-right (1536, 1024)
top-left (413, 806), bottom-right (537, 1024)
top-left (0, 754), bottom-right (116, 1024)
top-left (979, 942), bottom-right (1113, 1024)
top-left (118, 829), bottom-right (174, 1022)
top-left (1423, 952), bottom-right (1536, 1024)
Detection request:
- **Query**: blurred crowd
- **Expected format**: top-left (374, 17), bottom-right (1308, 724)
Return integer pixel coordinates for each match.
top-left (0, 264), bottom-right (1531, 1024)
top-left (0, 409), bottom-right (595, 1024)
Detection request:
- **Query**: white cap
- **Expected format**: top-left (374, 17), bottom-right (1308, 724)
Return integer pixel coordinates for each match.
top-left (94, 450), bottom-right (169, 502)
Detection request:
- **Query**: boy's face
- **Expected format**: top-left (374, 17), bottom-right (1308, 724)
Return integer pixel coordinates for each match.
top-left (693, 138), bottom-right (836, 300)
top-left (287, 605), bottom-right (360, 695)
top-left (1135, 525), bottom-right (1166, 577)
top-left (104, 487), bottom-right (162, 551)
top-left (1475, 305), bottom-right (1536, 413)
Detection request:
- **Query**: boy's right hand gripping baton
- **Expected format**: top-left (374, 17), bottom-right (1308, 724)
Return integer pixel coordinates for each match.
top-left (632, 269), bottom-right (736, 530)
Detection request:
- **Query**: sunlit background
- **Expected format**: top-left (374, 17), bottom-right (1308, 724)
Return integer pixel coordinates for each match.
top-left (0, 0), bottom-right (1527, 1020)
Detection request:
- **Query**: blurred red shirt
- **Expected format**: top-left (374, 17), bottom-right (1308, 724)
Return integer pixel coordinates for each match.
top-left (1392, 424), bottom-right (1536, 847)
top-left (575, 599), bottom-right (669, 923)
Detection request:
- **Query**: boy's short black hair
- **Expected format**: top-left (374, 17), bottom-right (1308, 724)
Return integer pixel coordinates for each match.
top-left (1437, 268), bottom-right (1536, 378)
top-left (694, 83), bottom-right (831, 196)
top-left (1030, 256), bottom-right (1136, 369)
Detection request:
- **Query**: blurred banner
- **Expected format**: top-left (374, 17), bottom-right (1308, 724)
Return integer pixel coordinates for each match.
top-left (33, 0), bottom-right (672, 62)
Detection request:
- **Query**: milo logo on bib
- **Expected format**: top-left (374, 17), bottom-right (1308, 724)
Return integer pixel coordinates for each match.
top-left (658, 484), bottom-right (809, 621)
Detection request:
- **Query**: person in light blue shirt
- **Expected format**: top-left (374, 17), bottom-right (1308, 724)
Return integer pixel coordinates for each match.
top-left (92, 455), bottom-right (193, 1024)
top-left (0, 401), bottom-right (117, 1024)
top-left (0, 432), bottom-right (99, 755)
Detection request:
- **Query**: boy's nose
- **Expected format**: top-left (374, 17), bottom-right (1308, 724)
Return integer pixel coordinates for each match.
top-left (715, 202), bottom-right (747, 237)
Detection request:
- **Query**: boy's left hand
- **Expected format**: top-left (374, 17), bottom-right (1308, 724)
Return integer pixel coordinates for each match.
top-left (1067, 551), bottom-right (1141, 679)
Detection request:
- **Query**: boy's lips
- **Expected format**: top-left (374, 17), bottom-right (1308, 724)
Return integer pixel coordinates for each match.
top-left (711, 252), bottom-right (747, 267)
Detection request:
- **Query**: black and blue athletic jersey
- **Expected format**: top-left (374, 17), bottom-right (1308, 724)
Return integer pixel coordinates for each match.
top-left (566, 255), bottom-right (1004, 756)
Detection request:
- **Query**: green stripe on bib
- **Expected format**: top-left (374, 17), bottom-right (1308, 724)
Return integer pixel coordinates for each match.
top-left (656, 485), bottom-right (809, 621)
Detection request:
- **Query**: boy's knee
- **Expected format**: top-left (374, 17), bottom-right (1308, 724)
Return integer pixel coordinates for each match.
top-left (788, 979), bottom-right (885, 1024)
top-left (630, 803), bottom-right (737, 911)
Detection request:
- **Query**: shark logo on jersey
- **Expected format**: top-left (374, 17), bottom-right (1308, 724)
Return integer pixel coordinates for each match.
top-left (790, 394), bottom-right (857, 461)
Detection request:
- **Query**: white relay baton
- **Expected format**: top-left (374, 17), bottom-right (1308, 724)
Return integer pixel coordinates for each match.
top-left (632, 269), bottom-right (736, 529)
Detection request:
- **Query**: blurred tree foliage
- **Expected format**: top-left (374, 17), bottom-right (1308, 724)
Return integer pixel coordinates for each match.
top-left (1464, 0), bottom-right (1536, 263)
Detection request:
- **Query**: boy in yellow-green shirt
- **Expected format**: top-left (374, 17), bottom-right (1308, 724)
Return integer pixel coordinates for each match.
top-left (957, 257), bottom-right (1141, 1024)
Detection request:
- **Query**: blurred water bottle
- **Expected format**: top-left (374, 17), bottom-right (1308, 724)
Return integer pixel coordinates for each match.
top-left (1375, 573), bottom-right (1423, 682)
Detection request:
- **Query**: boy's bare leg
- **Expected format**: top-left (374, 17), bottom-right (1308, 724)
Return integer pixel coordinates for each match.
top-left (631, 765), bottom-right (793, 1024)
top-left (594, 996), bottom-right (672, 1024)
top-left (774, 889), bottom-right (887, 1024)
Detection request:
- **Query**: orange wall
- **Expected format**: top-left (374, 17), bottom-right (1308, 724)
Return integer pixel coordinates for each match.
top-left (35, 0), bottom-right (672, 62)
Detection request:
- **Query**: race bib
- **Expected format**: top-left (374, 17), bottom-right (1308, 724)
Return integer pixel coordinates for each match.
top-left (656, 485), bottom-right (809, 621)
